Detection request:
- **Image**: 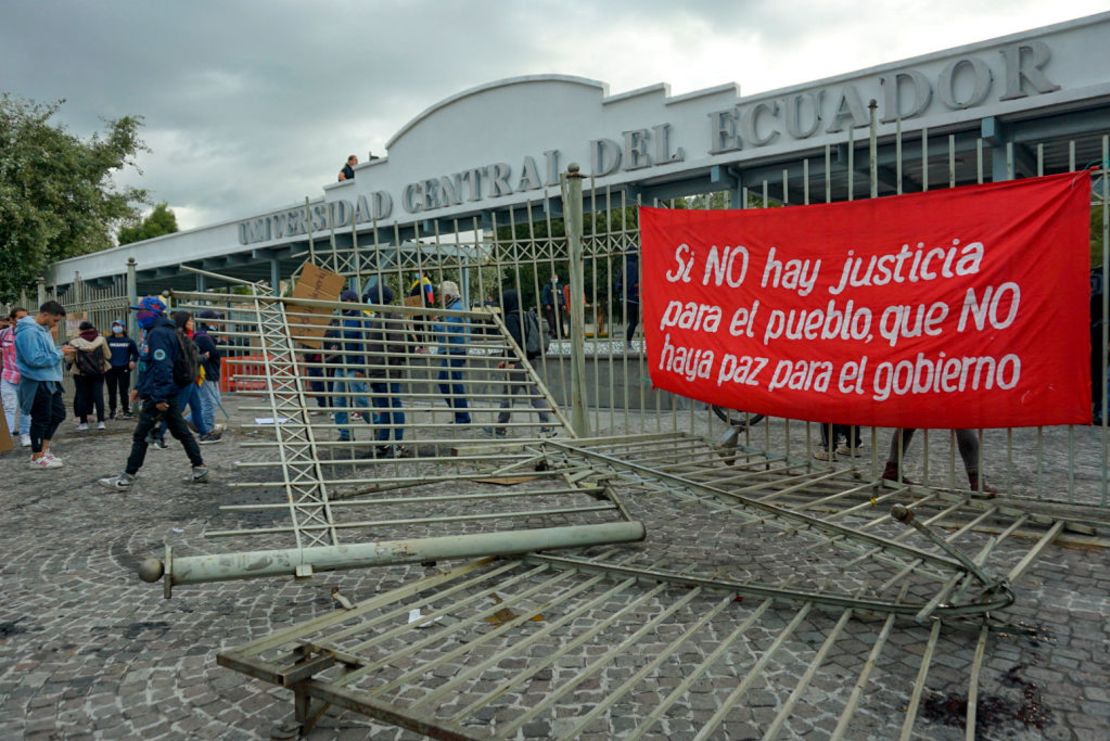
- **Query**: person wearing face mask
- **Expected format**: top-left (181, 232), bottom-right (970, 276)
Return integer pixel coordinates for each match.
top-left (105, 319), bottom-right (138, 420)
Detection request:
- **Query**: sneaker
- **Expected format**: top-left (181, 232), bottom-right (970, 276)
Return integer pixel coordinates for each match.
top-left (197, 431), bottom-right (223, 445)
top-left (122, 411), bottom-right (134, 419)
top-left (813, 449), bottom-right (837, 462)
top-left (375, 444), bottom-right (397, 459)
top-left (29, 455), bottom-right (63, 470)
top-left (835, 444), bottom-right (865, 458)
top-left (76, 423), bottom-right (89, 432)
top-left (98, 473), bottom-right (134, 491)
top-left (481, 426), bottom-right (507, 438)
top-left (212, 423), bottom-right (226, 435)
top-left (967, 473), bottom-right (999, 498)
top-left (20, 434), bottom-right (31, 447)
top-left (538, 426), bottom-right (557, 438)
top-left (150, 438), bottom-right (168, 450)
top-left (186, 466), bottom-right (209, 483)
top-left (43, 452), bottom-right (63, 467)
top-left (881, 461), bottom-right (917, 485)
top-left (96, 422), bottom-right (106, 431)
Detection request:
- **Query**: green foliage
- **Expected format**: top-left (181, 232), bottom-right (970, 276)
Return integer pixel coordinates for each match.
top-left (0, 95), bottom-right (147, 301)
top-left (118, 201), bottom-right (178, 245)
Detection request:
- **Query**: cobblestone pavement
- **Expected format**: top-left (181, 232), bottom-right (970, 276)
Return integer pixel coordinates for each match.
top-left (1, 395), bottom-right (1108, 739)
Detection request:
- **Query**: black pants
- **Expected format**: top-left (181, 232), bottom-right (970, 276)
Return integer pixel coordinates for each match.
top-left (73, 374), bottom-right (106, 423)
top-left (818, 423), bottom-right (861, 449)
top-left (625, 301), bottom-right (640, 344)
top-left (106, 367), bottom-right (131, 416)
top-left (28, 382), bottom-right (65, 453)
top-left (126, 398), bottom-right (204, 476)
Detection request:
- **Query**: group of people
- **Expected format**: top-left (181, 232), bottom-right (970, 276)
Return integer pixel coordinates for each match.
top-left (0, 297), bottom-right (223, 491)
top-left (312, 277), bottom-right (553, 453)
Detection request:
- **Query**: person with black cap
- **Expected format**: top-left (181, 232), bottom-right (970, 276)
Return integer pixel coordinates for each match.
top-left (364, 281), bottom-right (407, 457)
top-left (98, 296), bottom-right (207, 491)
top-left (105, 319), bottom-right (138, 419)
top-left (67, 320), bottom-right (111, 431)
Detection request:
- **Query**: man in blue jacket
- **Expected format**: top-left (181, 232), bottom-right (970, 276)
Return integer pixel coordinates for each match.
top-left (331, 289), bottom-right (370, 442)
top-left (434, 280), bottom-right (471, 424)
top-left (98, 297), bottom-right (207, 491)
top-left (15, 301), bottom-right (75, 469)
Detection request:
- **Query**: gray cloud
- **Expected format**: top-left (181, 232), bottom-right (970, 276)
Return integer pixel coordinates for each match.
top-left (2, 0), bottom-right (1106, 229)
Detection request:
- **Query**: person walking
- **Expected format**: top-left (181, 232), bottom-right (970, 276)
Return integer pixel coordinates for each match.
top-left (486, 288), bottom-right (552, 437)
top-left (616, 252), bottom-right (641, 348)
top-left (364, 282), bottom-right (407, 457)
top-left (1, 307), bottom-right (31, 448)
top-left (193, 310), bottom-right (224, 436)
top-left (68, 320), bottom-right (111, 431)
top-left (434, 280), bottom-right (471, 424)
top-left (331, 289), bottom-right (371, 442)
top-left (98, 297), bottom-right (207, 491)
top-left (15, 301), bottom-right (75, 469)
top-left (150, 311), bottom-right (219, 446)
top-left (541, 274), bottom-right (565, 339)
top-left (105, 319), bottom-right (138, 419)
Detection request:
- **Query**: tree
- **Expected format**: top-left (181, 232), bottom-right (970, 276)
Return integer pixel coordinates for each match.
top-left (118, 202), bottom-right (178, 245)
top-left (0, 95), bottom-right (147, 301)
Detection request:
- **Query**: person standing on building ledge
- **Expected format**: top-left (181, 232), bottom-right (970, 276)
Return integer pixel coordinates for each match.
top-left (15, 301), bottom-right (74, 469)
top-left (98, 297), bottom-right (207, 491)
top-left (1, 307), bottom-right (31, 448)
top-left (338, 154), bottom-right (358, 181)
top-left (434, 280), bottom-right (471, 424)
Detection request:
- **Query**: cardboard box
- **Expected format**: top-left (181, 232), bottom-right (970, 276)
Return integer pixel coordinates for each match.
top-left (287, 262), bottom-right (346, 349)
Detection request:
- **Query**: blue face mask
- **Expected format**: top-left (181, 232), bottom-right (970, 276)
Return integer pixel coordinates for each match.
top-left (112, 325), bottom-right (124, 334)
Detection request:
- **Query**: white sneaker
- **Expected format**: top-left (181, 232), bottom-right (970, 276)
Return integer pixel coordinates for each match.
top-left (20, 434), bottom-right (31, 447)
top-left (96, 422), bottom-right (106, 431)
top-left (43, 452), bottom-right (63, 466)
top-left (98, 473), bottom-right (134, 491)
top-left (76, 423), bottom-right (89, 432)
top-left (29, 456), bottom-right (62, 470)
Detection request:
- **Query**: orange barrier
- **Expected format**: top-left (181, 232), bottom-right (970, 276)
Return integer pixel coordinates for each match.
top-left (220, 355), bottom-right (270, 393)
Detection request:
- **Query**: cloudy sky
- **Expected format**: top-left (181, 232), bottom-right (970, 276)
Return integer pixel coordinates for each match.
top-left (2, 0), bottom-right (1108, 230)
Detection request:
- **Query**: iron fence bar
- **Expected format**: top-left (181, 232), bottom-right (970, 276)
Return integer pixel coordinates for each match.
top-left (548, 440), bottom-right (970, 573)
top-left (694, 602), bottom-right (815, 741)
top-left (897, 618), bottom-right (943, 739)
top-left (493, 585), bottom-right (705, 738)
top-left (964, 625), bottom-right (990, 740)
top-left (624, 597), bottom-right (775, 740)
top-left (562, 592), bottom-right (737, 737)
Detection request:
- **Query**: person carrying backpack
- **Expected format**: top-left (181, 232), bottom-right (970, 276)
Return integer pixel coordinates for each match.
top-left (99, 296), bottom-right (207, 491)
top-left (68, 321), bottom-right (111, 431)
top-left (149, 311), bottom-right (219, 447)
top-left (484, 288), bottom-right (552, 438)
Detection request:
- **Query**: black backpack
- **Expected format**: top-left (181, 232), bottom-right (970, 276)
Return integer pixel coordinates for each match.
top-left (172, 330), bottom-right (201, 388)
top-left (522, 308), bottom-right (548, 358)
top-left (75, 347), bottom-right (103, 376)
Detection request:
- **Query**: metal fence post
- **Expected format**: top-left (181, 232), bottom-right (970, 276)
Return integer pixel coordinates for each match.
top-left (126, 258), bottom-right (138, 340)
top-left (563, 163), bottom-right (590, 436)
top-left (36, 277), bottom-right (45, 307)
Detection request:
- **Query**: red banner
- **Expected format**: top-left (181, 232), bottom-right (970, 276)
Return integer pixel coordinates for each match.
top-left (641, 172), bottom-right (1092, 428)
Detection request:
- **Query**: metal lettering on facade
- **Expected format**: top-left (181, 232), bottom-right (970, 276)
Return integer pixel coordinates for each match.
top-left (237, 41), bottom-right (1064, 245)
